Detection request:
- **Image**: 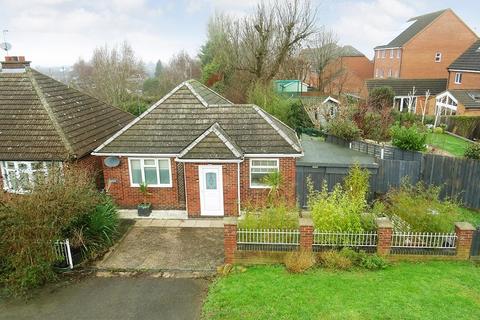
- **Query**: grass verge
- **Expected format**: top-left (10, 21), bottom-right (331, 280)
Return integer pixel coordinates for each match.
top-left (426, 132), bottom-right (471, 157)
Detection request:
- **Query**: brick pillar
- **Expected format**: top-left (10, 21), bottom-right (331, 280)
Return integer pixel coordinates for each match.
top-left (299, 218), bottom-right (314, 251)
top-left (376, 217), bottom-right (393, 256)
top-left (455, 222), bottom-right (475, 260)
top-left (224, 217), bottom-right (238, 264)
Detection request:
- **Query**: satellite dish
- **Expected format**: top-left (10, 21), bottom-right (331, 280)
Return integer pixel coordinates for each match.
top-left (104, 156), bottom-right (120, 168)
top-left (0, 42), bottom-right (12, 52)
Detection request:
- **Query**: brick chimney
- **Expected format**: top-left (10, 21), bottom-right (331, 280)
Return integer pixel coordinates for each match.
top-left (1, 56), bottom-right (31, 73)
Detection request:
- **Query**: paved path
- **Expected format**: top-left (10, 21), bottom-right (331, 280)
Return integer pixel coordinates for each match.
top-left (0, 277), bottom-right (209, 320)
top-left (97, 226), bottom-right (224, 271)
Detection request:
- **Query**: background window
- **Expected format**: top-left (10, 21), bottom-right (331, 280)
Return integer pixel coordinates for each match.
top-left (381, 50), bottom-right (385, 58)
top-left (1, 161), bottom-right (58, 193)
top-left (435, 52), bottom-right (442, 62)
top-left (250, 159), bottom-right (279, 188)
top-left (397, 49), bottom-right (401, 58)
top-left (390, 49), bottom-right (394, 58)
top-left (454, 73), bottom-right (462, 84)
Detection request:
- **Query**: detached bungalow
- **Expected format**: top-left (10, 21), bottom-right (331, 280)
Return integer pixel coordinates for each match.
top-left (0, 56), bottom-right (134, 193)
top-left (93, 80), bottom-right (303, 217)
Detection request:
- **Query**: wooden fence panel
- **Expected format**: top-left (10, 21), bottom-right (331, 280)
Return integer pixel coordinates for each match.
top-left (374, 159), bottom-right (421, 194)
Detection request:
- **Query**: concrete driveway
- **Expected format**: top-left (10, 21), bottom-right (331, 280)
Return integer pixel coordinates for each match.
top-left (0, 277), bottom-right (209, 320)
top-left (97, 226), bottom-right (224, 272)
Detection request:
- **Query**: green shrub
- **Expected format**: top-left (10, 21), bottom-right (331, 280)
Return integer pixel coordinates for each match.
top-left (239, 202), bottom-right (299, 229)
top-left (284, 250), bottom-right (316, 273)
top-left (338, 248), bottom-right (388, 270)
top-left (327, 116), bottom-right (361, 142)
top-left (433, 127), bottom-right (444, 134)
top-left (309, 165), bottom-right (374, 232)
top-left (0, 166), bottom-right (101, 296)
top-left (443, 116), bottom-right (480, 139)
top-left (319, 251), bottom-right (352, 270)
top-left (464, 143), bottom-right (480, 159)
top-left (390, 124), bottom-right (427, 151)
top-left (383, 181), bottom-right (460, 232)
top-left (368, 87), bottom-right (395, 110)
top-left (392, 111), bottom-right (418, 127)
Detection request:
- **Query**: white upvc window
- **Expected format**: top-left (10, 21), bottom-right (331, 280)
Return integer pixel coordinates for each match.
top-left (454, 72), bottom-right (462, 84)
top-left (128, 158), bottom-right (172, 187)
top-left (1, 161), bottom-right (61, 193)
top-left (375, 68), bottom-right (379, 78)
top-left (249, 159), bottom-right (279, 188)
top-left (381, 50), bottom-right (386, 58)
top-left (390, 49), bottom-right (394, 58)
top-left (388, 69), bottom-right (392, 77)
top-left (397, 49), bottom-right (401, 59)
top-left (376, 50), bottom-right (380, 59)
top-left (379, 69), bottom-right (384, 78)
top-left (435, 52), bottom-right (442, 62)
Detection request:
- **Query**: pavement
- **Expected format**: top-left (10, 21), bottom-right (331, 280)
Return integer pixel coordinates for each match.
top-left (97, 226), bottom-right (224, 272)
top-left (0, 277), bottom-right (209, 320)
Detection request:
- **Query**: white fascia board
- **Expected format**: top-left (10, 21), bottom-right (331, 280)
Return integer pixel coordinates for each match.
top-left (244, 153), bottom-right (304, 158)
top-left (175, 158), bottom-right (243, 163)
top-left (91, 152), bottom-right (179, 157)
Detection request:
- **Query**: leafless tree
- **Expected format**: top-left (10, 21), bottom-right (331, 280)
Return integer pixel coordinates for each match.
top-left (305, 27), bottom-right (340, 92)
top-left (71, 41), bottom-right (146, 107)
top-left (407, 86), bottom-right (417, 113)
top-left (420, 89), bottom-right (431, 124)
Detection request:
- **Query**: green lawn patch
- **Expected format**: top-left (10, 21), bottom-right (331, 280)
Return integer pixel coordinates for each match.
top-left (202, 262), bottom-right (480, 320)
top-left (457, 207), bottom-right (480, 227)
top-left (426, 132), bottom-right (471, 157)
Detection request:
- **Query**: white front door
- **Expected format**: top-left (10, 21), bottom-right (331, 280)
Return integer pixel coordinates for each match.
top-left (199, 165), bottom-right (224, 216)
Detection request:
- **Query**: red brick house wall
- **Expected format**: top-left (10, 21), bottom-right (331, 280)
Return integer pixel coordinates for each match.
top-left (373, 48), bottom-right (402, 79)
top-left (101, 156), bottom-right (183, 209)
top-left (447, 71), bottom-right (480, 90)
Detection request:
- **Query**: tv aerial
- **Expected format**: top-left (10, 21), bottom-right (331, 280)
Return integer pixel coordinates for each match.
top-left (1, 30), bottom-right (11, 55)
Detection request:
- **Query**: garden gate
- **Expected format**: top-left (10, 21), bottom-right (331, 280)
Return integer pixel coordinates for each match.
top-left (471, 227), bottom-right (480, 257)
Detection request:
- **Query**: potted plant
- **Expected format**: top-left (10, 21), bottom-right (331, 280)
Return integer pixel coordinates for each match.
top-left (138, 182), bottom-right (152, 216)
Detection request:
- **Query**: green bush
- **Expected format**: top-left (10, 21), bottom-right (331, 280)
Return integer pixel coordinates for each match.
top-left (390, 124), bottom-right (427, 151)
top-left (383, 181), bottom-right (460, 232)
top-left (0, 166), bottom-right (101, 296)
top-left (392, 111), bottom-right (418, 127)
top-left (239, 203), bottom-right (299, 229)
top-left (464, 143), bottom-right (480, 159)
top-left (443, 116), bottom-right (480, 139)
top-left (368, 87), bottom-right (395, 110)
top-left (284, 250), bottom-right (316, 273)
top-left (433, 127), bottom-right (444, 134)
top-left (338, 248), bottom-right (388, 270)
top-left (319, 251), bottom-right (352, 270)
top-left (326, 116), bottom-right (361, 142)
top-left (309, 165), bottom-right (374, 231)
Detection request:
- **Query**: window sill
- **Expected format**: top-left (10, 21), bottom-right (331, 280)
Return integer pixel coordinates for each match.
top-left (130, 184), bottom-right (172, 188)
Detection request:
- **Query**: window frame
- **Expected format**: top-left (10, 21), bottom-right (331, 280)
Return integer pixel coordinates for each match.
top-left (381, 50), bottom-right (385, 58)
top-left (249, 158), bottom-right (279, 189)
top-left (128, 158), bottom-right (172, 188)
top-left (1, 161), bottom-right (60, 193)
top-left (435, 52), bottom-right (442, 62)
top-left (390, 49), bottom-right (394, 58)
top-left (454, 72), bottom-right (462, 84)
top-left (388, 69), bottom-right (392, 77)
top-left (397, 49), bottom-right (401, 59)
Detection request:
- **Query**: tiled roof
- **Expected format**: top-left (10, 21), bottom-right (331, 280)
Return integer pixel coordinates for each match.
top-left (0, 69), bottom-right (135, 161)
top-left (375, 9), bottom-right (447, 49)
top-left (366, 78), bottom-right (447, 96)
top-left (95, 81), bottom-right (302, 156)
top-left (449, 40), bottom-right (480, 72)
top-left (450, 90), bottom-right (480, 108)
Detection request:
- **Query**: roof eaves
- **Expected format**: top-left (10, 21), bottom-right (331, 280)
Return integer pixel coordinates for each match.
top-left (92, 81), bottom-right (187, 154)
top-left (252, 105), bottom-right (302, 153)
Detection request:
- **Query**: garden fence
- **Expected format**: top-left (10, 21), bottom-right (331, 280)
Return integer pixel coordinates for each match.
top-left (237, 229), bottom-right (300, 251)
top-left (53, 239), bottom-right (73, 269)
top-left (313, 231), bottom-right (377, 253)
top-left (390, 232), bottom-right (457, 256)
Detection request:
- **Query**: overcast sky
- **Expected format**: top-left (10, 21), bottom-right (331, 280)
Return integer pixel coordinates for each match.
top-left (0, 0), bottom-right (479, 67)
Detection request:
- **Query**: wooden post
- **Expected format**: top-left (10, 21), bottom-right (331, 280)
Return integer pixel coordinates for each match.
top-left (455, 222), bottom-right (475, 260)
top-left (224, 217), bottom-right (238, 264)
top-left (299, 217), bottom-right (314, 251)
top-left (376, 217), bottom-right (393, 256)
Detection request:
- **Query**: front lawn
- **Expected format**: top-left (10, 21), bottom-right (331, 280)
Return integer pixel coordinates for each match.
top-left (426, 132), bottom-right (471, 157)
top-left (202, 262), bottom-right (480, 319)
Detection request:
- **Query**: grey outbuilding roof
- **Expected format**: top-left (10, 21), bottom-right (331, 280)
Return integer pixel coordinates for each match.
top-left (449, 40), bottom-right (480, 72)
top-left (366, 78), bottom-right (447, 96)
top-left (0, 68), bottom-right (134, 161)
top-left (375, 9), bottom-right (447, 49)
top-left (449, 90), bottom-right (480, 109)
top-left (94, 80), bottom-right (302, 157)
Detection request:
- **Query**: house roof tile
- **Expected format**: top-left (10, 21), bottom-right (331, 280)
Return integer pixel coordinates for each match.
top-left (448, 40), bottom-right (480, 72)
top-left (366, 78), bottom-right (447, 96)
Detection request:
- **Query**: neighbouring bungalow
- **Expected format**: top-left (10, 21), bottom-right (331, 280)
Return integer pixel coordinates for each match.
top-left (435, 40), bottom-right (480, 116)
top-left (0, 56), bottom-right (135, 193)
top-left (365, 78), bottom-right (447, 114)
top-left (92, 80), bottom-right (303, 217)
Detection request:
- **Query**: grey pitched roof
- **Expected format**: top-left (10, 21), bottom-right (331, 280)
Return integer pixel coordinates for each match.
top-left (366, 78), bottom-right (447, 96)
top-left (449, 90), bottom-right (480, 109)
top-left (449, 40), bottom-right (480, 72)
top-left (375, 9), bottom-right (447, 49)
top-left (0, 68), bottom-right (135, 161)
top-left (95, 81), bottom-right (302, 156)
top-left (186, 79), bottom-right (232, 105)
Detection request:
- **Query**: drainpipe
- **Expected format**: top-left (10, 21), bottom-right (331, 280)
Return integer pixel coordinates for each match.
top-left (237, 162), bottom-right (241, 216)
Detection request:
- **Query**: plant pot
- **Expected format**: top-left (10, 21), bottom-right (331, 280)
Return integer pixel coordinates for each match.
top-left (138, 203), bottom-right (152, 216)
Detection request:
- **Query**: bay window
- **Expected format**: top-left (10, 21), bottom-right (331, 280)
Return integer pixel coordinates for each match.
top-left (128, 158), bottom-right (172, 187)
top-left (250, 159), bottom-right (279, 188)
top-left (1, 161), bottom-right (61, 193)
